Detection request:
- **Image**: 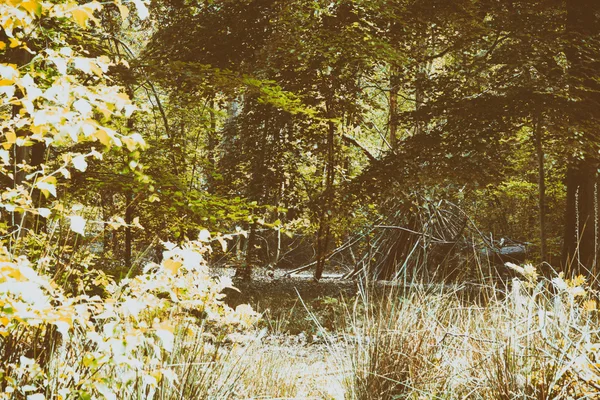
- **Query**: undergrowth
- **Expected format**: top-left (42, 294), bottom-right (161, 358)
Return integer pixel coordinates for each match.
top-left (337, 263), bottom-right (600, 399)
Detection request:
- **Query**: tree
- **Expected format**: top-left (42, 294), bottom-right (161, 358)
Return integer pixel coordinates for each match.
top-left (562, 0), bottom-right (600, 275)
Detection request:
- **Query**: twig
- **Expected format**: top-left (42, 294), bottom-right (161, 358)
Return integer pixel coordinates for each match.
top-left (374, 225), bottom-right (451, 244)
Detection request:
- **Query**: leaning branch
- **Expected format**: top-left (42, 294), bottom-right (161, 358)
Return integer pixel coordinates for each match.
top-left (374, 225), bottom-right (451, 244)
top-left (341, 134), bottom-right (376, 162)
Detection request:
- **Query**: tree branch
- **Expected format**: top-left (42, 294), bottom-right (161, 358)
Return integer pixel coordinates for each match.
top-left (341, 134), bottom-right (376, 162)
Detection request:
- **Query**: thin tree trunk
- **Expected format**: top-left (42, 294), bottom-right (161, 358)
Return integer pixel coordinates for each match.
top-left (206, 96), bottom-right (217, 193)
top-left (101, 193), bottom-right (111, 255)
top-left (315, 117), bottom-right (336, 281)
top-left (238, 221), bottom-right (256, 280)
top-left (124, 102), bottom-right (135, 274)
top-left (6, 45), bottom-right (34, 243)
top-left (534, 113), bottom-right (547, 265)
top-left (235, 103), bottom-right (269, 280)
top-left (124, 190), bottom-right (133, 273)
top-left (389, 66), bottom-right (399, 150)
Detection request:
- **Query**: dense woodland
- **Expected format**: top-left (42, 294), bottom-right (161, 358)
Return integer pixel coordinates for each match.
top-left (3, 0), bottom-right (600, 281)
top-left (3, 0), bottom-right (600, 398)
top-left (14, 0), bottom-right (596, 282)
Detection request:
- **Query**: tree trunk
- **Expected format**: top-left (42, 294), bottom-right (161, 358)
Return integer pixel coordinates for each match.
top-left (237, 221), bottom-right (255, 280)
top-left (562, 0), bottom-right (600, 274)
top-left (124, 105), bottom-right (135, 274)
top-left (5, 45), bottom-right (36, 243)
top-left (124, 190), bottom-right (133, 274)
top-left (234, 103), bottom-right (269, 280)
top-left (315, 117), bottom-right (336, 281)
top-left (534, 113), bottom-right (547, 265)
top-left (206, 96), bottom-right (218, 193)
top-left (389, 66), bottom-right (399, 150)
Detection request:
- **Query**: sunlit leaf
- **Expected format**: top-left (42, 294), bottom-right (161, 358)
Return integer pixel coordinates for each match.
top-left (69, 215), bottom-right (86, 235)
top-left (131, 0), bottom-right (149, 20)
top-left (37, 208), bottom-right (51, 218)
top-left (36, 181), bottom-right (57, 197)
top-left (73, 99), bottom-right (92, 116)
top-left (198, 229), bottom-right (211, 242)
top-left (19, 0), bottom-right (42, 17)
top-left (163, 259), bottom-right (182, 274)
top-left (72, 155), bottom-right (88, 172)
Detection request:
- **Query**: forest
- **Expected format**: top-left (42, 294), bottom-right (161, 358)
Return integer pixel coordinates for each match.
top-left (2, 0), bottom-right (600, 398)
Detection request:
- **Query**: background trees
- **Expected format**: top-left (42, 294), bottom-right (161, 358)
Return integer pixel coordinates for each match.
top-left (7, 0), bottom-right (598, 281)
top-left (136, 0), bottom-right (600, 280)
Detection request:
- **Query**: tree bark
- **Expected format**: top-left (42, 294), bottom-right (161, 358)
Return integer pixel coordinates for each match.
top-left (237, 221), bottom-right (256, 280)
top-left (389, 66), bottom-right (399, 150)
top-left (124, 190), bottom-right (133, 273)
top-left (562, 0), bottom-right (600, 274)
top-left (206, 96), bottom-right (218, 193)
top-left (534, 113), bottom-right (547, 265)
top-left (315, 117), bottom-right (336, 281)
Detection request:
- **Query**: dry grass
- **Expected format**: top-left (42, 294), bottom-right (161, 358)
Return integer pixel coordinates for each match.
top-left (134, 270), bottom-right (600, 399)
top-left (154, 326), bottom-right (345, 399)
top-left (31, 266), bottom-right (600, 399)
top-left (331, 271), bottom-right (600, 399)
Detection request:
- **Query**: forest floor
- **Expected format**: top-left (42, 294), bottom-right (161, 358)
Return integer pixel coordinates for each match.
top-left (214, 267), bottom-right (354, 399)
top-left (215, 267), bottom-right (495, 399)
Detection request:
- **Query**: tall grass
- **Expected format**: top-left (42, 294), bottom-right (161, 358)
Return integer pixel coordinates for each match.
top-left (339, 266), bottom-right (600, 399)
top-left (10, 261), bottom-right (600, 399)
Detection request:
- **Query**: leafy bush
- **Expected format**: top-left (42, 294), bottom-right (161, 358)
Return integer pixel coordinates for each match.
top-left (0, 2), bottom-right (258, 398)
top-left (0, 238), bottom-right (258, 398)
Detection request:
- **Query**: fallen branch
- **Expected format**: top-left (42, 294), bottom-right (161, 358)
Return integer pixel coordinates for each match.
top-left (374, 224), bottom-right (451, 243)
top-left (285, 234), bottom-right (367, 276)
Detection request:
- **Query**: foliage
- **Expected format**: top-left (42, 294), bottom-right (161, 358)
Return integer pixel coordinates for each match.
top-left (135, 0), bottom-right (600, 278)
top-left (0, 2), bottom-right (258, 398)
top-left (0, 238), bottom-right (258, 398)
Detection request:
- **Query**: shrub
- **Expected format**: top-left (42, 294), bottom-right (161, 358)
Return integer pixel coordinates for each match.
top-left (0, 239), bottom-right (258, 399)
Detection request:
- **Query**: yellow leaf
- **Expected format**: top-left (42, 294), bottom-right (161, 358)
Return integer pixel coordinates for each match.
top-left (122, 136), bottom-right (136, 151)
top-left (97, 105), bottom-right (112, 119)
top-left (151, 370), bottom-right (162, 382)
top-left (20, 0), bottom-right (42, 17)
top-left (90, 63), bottom-right (103, 77)
top-left (41, 175), bottom-right (57, 185)
top-left (116, 92), bottom-right (130, 103)
top-left (116, 2), bottom-right (129, 20)
top-left (70, 2), bottom-right (101, 28)
top-left (95, 129), bottom-right (112, 147)
top-left (31, 124), bottom-right (47, 136)
top-left (0, 42), bottom-right (6, 51)
top-left (5, 131), bottom-right (16, 144)
top-left (163, 259), bottom-right (182, 275)
top-left (9, 38), bottom-right (19, 48)
top-left (71, 8), bottom-right (91, 28)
